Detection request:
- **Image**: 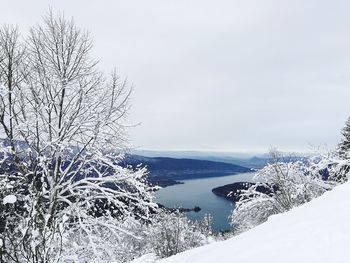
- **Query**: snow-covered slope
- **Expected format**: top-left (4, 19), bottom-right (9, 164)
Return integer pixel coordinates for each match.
top-left (157, 181), bottom-right (350, 263)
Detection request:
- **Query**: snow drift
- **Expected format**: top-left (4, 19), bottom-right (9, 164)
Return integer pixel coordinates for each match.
top-left (155, 181), bottom-right (350, 263)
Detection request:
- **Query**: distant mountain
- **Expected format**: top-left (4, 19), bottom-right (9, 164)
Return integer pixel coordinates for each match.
top-left (122, 155), bottom-right (251, 187)
top-left (187, 156), bottom-right (270, 169)
top-left (132, 150), bottom-right (269, 169)
top-left (132, 150), bottom-right (311, 169)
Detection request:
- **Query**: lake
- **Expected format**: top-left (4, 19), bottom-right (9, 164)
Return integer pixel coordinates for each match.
top-left (154, 172), bottom-right (255, 231)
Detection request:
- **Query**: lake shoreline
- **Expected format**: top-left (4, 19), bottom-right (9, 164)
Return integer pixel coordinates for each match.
top-left (155, 172), bottom-right (255, 231)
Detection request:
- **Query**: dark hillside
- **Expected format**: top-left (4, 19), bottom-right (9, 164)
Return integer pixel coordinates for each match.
top-left (122, 155), bottom-right (251, 186)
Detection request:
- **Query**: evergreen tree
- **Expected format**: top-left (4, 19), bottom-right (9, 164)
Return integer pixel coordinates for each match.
top-left (331, 117), bottom-right (350, 182)
top-left (338, 117), bottom-right (350, 157)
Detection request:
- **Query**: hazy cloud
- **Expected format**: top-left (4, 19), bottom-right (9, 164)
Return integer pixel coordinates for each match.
top-left (1, 0), bottom-right (350, 152)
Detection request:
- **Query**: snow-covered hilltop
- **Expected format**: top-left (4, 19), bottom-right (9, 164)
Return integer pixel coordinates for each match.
top-left (154, 181), bottom-right (350, 263)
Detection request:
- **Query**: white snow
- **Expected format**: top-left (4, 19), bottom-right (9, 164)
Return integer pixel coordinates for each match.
top-left (2, 195), bottom-right (17, 204)
top-left (130, 254), bottom-right (158, 263)
top-left (154, 181), bottom-right (350, 263)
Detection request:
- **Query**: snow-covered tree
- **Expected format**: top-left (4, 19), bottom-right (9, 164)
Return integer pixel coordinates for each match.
top-left (327, 117), bottom-right (350, 183)
top-left (309, 117), bottom-right (350, 184)
top-left (230, 151), bottom-right (332, 234)
top-left (0, 12), bottom-right (156, 263)
top-left (338, 117), bottom-right (350, 157)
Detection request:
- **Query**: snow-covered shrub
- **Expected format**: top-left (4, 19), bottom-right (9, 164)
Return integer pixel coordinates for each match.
top-left (147, 211), bottom-right (207, 258)
top-left (313, 150), bottom-right (350, 184)
top-left (56, 210), bottom-right (214, 262)
top-left (231, 154), bottom-right (333, 234)
top-left (54, 215), bottom-right (151, 263)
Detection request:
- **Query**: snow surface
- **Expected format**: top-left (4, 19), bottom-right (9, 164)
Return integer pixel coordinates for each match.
top-left (152, 182), bottom-right (350, 263)
top-left (2, 195), bottom-right (17, 204)
top-left (130, 254), bottom-right (158, 263)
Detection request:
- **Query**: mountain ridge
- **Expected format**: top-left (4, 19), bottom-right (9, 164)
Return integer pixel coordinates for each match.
top-left (123, 155), bottom-right (251, 187)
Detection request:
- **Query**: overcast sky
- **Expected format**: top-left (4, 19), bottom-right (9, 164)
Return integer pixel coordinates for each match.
top-left (1, 1), bottom-right (350, 153)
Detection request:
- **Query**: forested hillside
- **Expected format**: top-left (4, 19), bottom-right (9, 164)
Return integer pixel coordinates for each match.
top-left (123, 155), bottom-right (251, 186)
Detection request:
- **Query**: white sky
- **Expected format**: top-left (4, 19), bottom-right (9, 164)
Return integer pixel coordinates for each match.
top-left (1, 0), bottom-right (350, 153)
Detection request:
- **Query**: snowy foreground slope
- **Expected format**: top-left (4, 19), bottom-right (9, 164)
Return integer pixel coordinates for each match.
top-left (143, 181), bottom-right (350, 263)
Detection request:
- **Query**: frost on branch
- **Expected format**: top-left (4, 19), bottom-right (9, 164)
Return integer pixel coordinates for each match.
top-left (2, 195), bottom-right (16, 204)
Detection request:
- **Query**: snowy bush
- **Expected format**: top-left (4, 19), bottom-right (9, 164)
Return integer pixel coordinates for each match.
top-left (53, 215), bottom-right (152, 263)
top-left (146, 211), bottom-right (208, 258)
top-left (230, 152), bottom-right (333, 234)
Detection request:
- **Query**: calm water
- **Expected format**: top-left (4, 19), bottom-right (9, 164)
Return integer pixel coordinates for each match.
top-left (155, 172), bottom-right (255, 231)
